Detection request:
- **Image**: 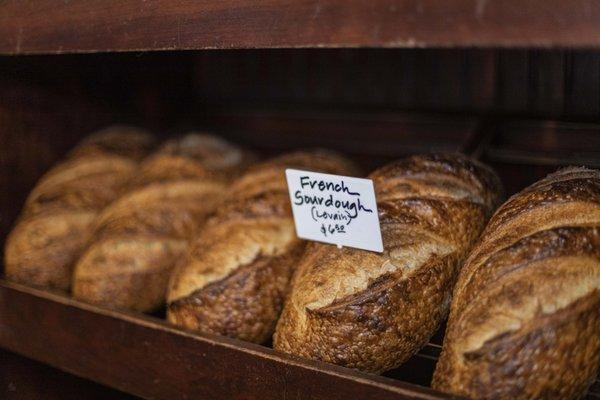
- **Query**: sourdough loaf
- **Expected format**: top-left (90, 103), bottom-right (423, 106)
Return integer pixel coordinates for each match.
top-left (4, 126), bottom-right (155, 290)
top-left (72, 134), bottom-right (253, 312)
top-left (432, 167), bottom-right (600, 400)
top-left (273, 153), bottom-right (502, 373)
top-left (167, 150), bottom-right (358, 343)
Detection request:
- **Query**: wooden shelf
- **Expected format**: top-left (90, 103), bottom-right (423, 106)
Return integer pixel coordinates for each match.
top-left (1, 349), bottom-right (136, 399)
top-left (2, 0), bottom-right (600, 54)
top-left (0, 280), bottom-right (448, 400)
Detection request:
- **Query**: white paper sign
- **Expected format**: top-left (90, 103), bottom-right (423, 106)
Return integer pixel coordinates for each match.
top-left (285, 169), bottom-right (383, 253)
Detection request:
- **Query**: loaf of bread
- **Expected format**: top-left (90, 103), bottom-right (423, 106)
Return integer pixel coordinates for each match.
top-left (167, 150), bottom-right (358, 343)
top-left (432, 167), bottom-right (600, 400)
top-left (72, 134), bottom-right (253, 312)
top-left (274, 153), bottom-right (502, 373)
top-left (4, 126), bottom-right (155, 291)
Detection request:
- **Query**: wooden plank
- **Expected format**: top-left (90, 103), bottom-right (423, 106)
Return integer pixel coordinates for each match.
top-left (0, 349), bottom-right (136, 400)
top-left (481, 118), bottom-right (600, 193)
top-left (200, 109), bottom-right (482, 171)
top-left (0, 280), bottom-right (451, 400)
top-left (2, 1), bottom-right (600, 54)
top-left (485, 119), bottom-right (600, 168)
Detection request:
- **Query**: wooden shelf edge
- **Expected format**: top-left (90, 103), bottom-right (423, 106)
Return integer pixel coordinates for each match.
top-left (0, 279), bottom-right (453, 400)
top-left (2, 0), bottom-right (600, 54)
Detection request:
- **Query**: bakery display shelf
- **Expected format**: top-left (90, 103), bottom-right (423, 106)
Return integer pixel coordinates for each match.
top-left (2, 1), bottom-right (600, 54)
top-left (1, 277), bottom-right (598, 400)
top-left (1, 107), bottom-right (599, 398)
top-left (1, 348), bottom-right (136, 400)
top-left (0, 279), bottom-right (453, 400)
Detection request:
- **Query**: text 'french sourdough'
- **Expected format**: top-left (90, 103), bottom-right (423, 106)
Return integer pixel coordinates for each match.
top-left (274, 153), bottom-right (502, 373)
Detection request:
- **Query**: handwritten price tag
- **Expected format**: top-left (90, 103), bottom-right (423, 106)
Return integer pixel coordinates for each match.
top-left (285, 169), bottom-right (383, 253)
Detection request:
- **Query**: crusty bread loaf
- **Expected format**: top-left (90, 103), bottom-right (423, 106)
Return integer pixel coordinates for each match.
top-left (167, 150), bottom-right (358, 343)
top-left (4, 126), bottom-right (155, 291)
top-left (72, 134), bottom-right (253, 312)
top-left (273, 153), bottom-right (502, 373)
top-left (432, 167), bottom-right (600, 400)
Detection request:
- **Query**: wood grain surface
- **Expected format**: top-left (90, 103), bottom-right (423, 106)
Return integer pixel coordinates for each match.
top-left (2, 1), bottom-right (600, 54)
top-left (0, 349), bottom-right (136, 400)
top-left (0, 280), bottom-right (452, 400)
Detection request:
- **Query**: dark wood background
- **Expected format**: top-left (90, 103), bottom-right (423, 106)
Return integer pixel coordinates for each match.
top-left (1, 48), bottom-right (599, 240)
top-left (193, 49), bottom-right (600, 119)
top-left (2, 49), bottom-right (600, 125)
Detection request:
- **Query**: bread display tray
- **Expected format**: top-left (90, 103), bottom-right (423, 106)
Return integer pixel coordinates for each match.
top-left (1, 115), bottom-right (599, 399)
top-left (0, 279), bottom-right (454, 400)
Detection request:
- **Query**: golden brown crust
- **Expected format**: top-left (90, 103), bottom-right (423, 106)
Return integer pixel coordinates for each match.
top-left (169, 241), bottom-right (306, 343)
top-left (72, 134), bottom-right (251, 312)
top-left (371, 153), bottom-right (501, 212)
top-left (432, 167), bottom-right (600, 400)
top-left (130, 133), bottom-right (256, 187)
top-left (273, 153), bottom-right (502, 373)
top-left (166, 150), bottom-right (358, 343)
top-left (4, 126), bottom-right (155, 291)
